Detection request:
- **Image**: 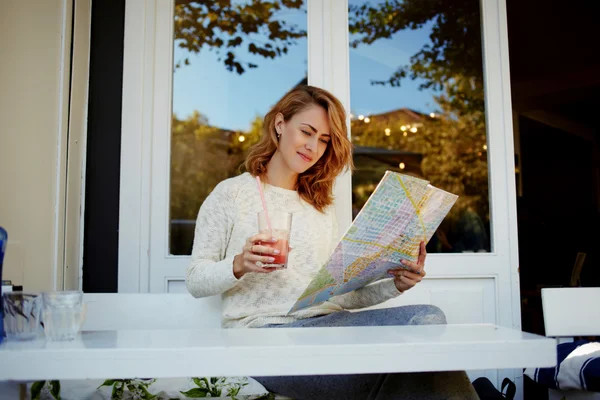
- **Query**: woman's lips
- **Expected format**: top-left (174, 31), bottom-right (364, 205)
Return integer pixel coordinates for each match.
top-left (297, 152), bottom-right (312, 162)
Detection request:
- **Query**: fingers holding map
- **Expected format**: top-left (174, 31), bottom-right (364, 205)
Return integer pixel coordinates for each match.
top-left (289, 171), bottom-right (458, 313)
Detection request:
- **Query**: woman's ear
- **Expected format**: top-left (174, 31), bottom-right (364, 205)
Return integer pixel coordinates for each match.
top-left (274, 112), bottom-right (285, 133)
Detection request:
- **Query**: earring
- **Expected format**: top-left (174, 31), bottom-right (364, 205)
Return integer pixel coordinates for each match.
top-left (276, 128), bottom-right (281, 138)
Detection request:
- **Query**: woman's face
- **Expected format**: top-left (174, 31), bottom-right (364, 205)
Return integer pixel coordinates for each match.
top-left (275, 105), bottom-right (331, 174)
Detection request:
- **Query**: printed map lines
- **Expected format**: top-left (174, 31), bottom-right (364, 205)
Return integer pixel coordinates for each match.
top-left (340, 237), bottom-right (413, 258)
top-left (289, 172), bottom-right (458, 313)
top-left (395, 174), bottom-right (427, 241)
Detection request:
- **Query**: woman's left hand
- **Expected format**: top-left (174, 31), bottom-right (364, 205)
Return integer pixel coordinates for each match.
top-left (388, 241), bottom-right (427, 293)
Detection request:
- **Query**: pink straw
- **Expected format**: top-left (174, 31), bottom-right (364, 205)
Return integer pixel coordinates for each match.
top-left (255, 176), bottom-right (272, 232)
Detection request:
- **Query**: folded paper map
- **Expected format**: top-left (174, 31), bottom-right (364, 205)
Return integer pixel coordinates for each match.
top-left (289, 171), bottom-right (458, 313)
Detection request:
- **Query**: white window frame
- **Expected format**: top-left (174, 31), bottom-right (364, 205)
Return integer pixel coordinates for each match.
top-left (64, 0), bottom-right (92, 291)
top-left (119, 0), bottom-right (520, 327)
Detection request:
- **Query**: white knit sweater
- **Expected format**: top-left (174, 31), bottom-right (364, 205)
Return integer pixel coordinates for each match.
top-left (186, 172), bottom-right (402, 328)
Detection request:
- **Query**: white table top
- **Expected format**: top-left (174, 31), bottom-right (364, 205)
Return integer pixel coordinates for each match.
top-left (0, 324), bottom-right (556, 381)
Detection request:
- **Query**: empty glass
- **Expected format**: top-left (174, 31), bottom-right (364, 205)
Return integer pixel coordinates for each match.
top-left (41, 290), bottom-right (85, 341)
top-left (2, 292), bottom-right (42, 341)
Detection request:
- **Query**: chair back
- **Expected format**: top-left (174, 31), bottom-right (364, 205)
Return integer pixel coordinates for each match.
top-left (541, 288), bottom-right (600, 337)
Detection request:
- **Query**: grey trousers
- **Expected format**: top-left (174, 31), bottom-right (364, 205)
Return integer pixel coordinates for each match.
top-left (253, 305), bottom-right (479, 400)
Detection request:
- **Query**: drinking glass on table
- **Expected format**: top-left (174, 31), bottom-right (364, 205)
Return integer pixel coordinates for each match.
top-left (2, 292), bottom-right (41, 340)
top-left (41, 290), bottom-right (85, 341)
top-left (257, 210), bottom-right (292, 269)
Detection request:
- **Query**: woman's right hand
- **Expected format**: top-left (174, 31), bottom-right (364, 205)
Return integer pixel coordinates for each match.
top-left (233, 233), bottom-right (280, 279)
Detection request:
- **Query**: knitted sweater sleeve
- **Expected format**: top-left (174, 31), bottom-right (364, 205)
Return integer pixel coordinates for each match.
top-left (186, 183), bottom-right (240, 298)
top-left (327, 211), bottom-right (403, 310)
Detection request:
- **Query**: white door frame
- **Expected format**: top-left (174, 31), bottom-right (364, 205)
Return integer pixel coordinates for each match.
top-left (64, 0), bottom-right (93, 291)
top-left (118, 0), bottom-right (157, 293)
top-left (53, 0), bottom-right (76, 292)
top-left (118, 0), bottom-right (340, 292)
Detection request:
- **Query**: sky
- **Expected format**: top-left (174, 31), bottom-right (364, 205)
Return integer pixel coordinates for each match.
top-left (172, 3), bottom-right (439, 131)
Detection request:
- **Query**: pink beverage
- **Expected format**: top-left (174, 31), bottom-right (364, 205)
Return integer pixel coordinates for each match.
top-left (258, 210), bottom-right (292, 269)
top-left (259, 235), bottom-right (289, 268)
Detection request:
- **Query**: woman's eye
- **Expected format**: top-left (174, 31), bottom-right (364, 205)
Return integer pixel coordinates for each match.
top-left (302, 130), bottom-right (311, 136)
top-left (320, 139), bottom-right (330, 144)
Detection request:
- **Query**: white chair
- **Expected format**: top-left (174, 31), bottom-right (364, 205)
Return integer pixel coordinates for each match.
top-left (541, 288), bottom-right (600, 400)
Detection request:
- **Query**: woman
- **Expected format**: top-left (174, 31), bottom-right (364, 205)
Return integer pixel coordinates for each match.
top-left (186, 85), bottom-right (478, 399)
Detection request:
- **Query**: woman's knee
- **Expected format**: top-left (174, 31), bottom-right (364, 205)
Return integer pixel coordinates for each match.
top-left (408, 304), bottom-right (447, 325)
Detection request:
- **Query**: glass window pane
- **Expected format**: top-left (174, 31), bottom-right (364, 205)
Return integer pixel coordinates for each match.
top-left (170, 0), bottom-right (307, 255)
top-left (349, 0), bottom-right (491, 253)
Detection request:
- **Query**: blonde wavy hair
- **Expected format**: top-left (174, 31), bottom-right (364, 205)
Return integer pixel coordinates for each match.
top-left (245, 85), bottom-right (354, 212)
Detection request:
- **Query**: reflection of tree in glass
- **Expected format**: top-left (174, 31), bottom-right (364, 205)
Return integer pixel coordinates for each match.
top-left (174, 0), bottom-right (305, 73)
top-left (171, 0), bottom-right (490, 251)
top-left (170, 112), bottom-right (263, 221)
top-left (173, 0), bottom-right (484, 115)
top-left (349, 0), bottom-right (484, 115)
top-left (348, 0), bottom-right (489, 252)
top-left (351, 93), bottom-right (489, 236)
top-left (171, 111), bottom-right (227, 221)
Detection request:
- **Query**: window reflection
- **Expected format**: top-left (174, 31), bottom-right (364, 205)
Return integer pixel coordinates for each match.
top-left (170, 0), bottom-right (307, 255)
top-left (349, 0), bottom-right (491, 253)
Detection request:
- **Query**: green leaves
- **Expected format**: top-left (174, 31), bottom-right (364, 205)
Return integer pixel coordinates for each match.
top-left (350, 94), bottom-right (489, 233)
top-left (99, 379), bottom-right (117, 387)
top-left (50, 381), bottom-right (61, 399)
top-left (126, 381), bottom-right (157, 399)
top-left (30, 381), bottom-right (61, 400)
top-left (31, 377), bottom-right (255, 400)
top-left (97, 378), bottom-right (157, 400)
top-left (30, 381), bottom-right (45, 400)
top-left (180, 387), bottom-right (209, 397)
top-left (182, 376), bottom-right (249, 399)
top-left (226, 381), bottom-right (248, 398)
top-left (191, 377), bottom-right (207, 387)
top-left (169, 112), bottom-right (262, 237)
top-left (174, 0), bottom-right (306, 73)
top-left (182, 376), bottom-right (222, 397)
top-left (348, 0), bottom-right (486, 123)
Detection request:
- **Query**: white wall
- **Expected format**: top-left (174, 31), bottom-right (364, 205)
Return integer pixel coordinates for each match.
top-left (0, 0), bottom-right (71, 292)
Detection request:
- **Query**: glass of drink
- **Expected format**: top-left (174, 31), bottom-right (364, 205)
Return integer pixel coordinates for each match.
top-left (41, 290), bottom-right (86, 341)
top-left (2, 292), bottom-right (42, 341)
top-left (257, 210), bottom-right (292, 269)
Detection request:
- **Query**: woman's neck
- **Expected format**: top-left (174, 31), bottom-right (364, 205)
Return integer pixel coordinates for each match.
top-left (265, 152), bottom-right (298, 190)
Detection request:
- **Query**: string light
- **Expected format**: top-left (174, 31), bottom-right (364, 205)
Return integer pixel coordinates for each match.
top-left (430, 113), bottom-right (436, 118)
top-left (385, 128), bottom-right (391, 136)
top-left (483, 144), bottom-right (488, 150)
top-left (399, 162), bottom-right (405, 169)
top-left (364, 117), bottom-right (371, 123)
top-left (238, 135), bottom-right (245, 142)
top-left (410, 127), bottom-right (418, 133)
top-left (401, 126), bottom-right (407, 131)
top-left (358, 115), bottom-right (364, 120)
top-left (403, 132), bottom-right (408, 137)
